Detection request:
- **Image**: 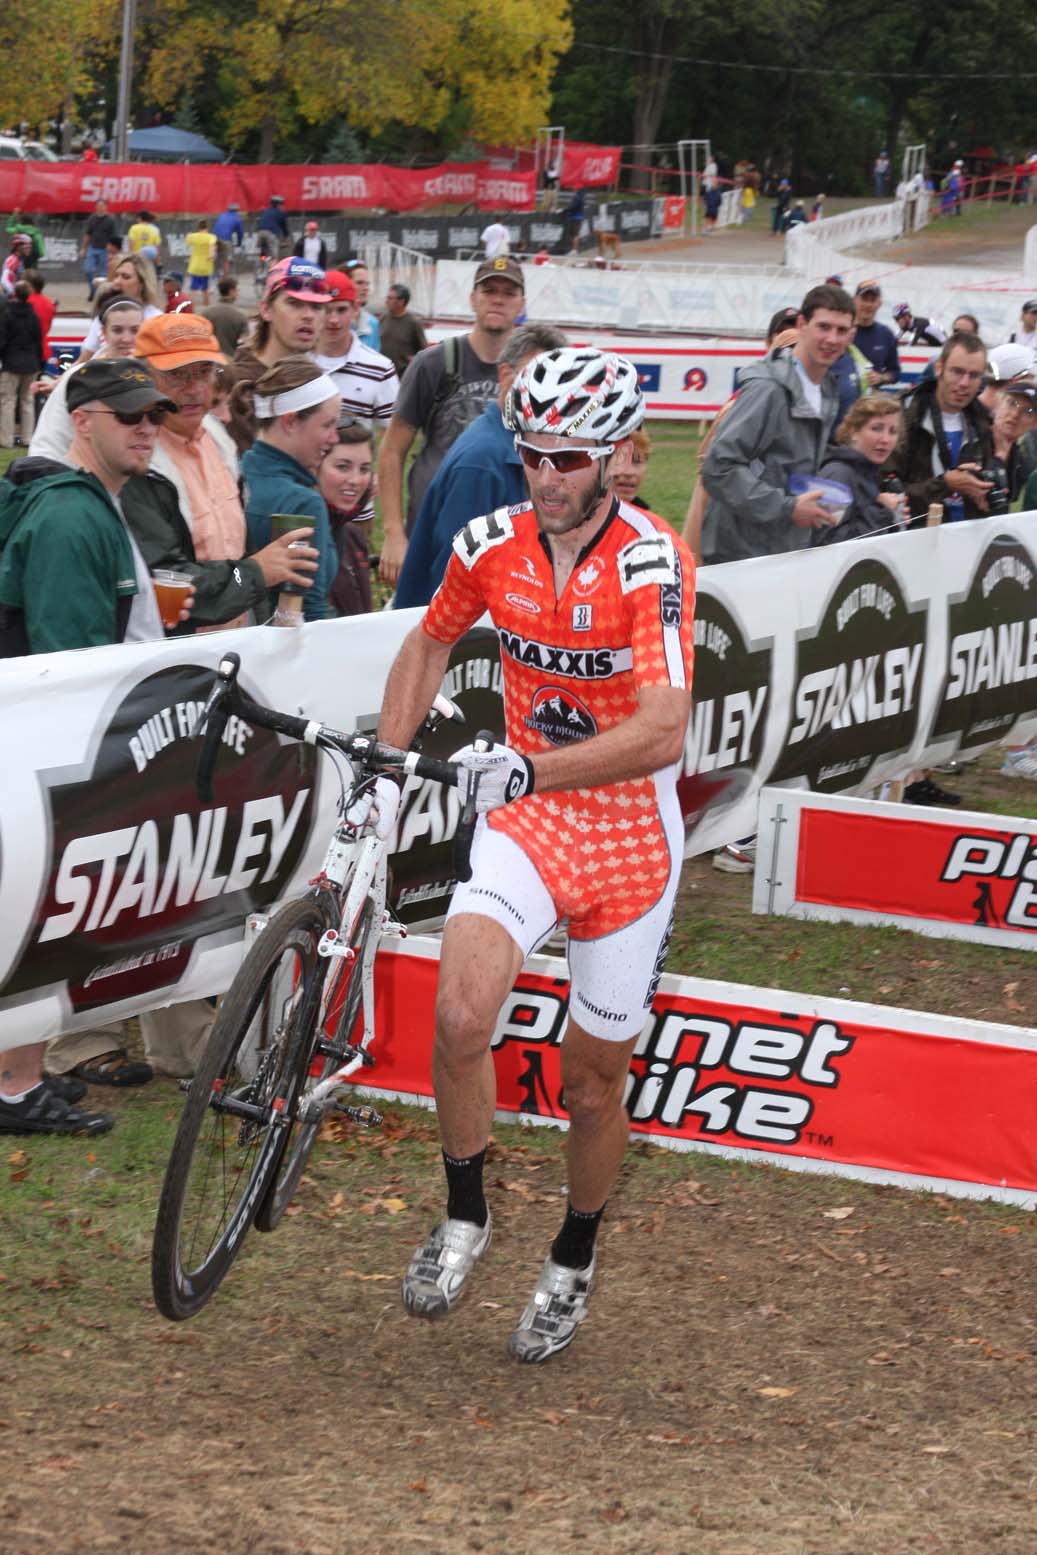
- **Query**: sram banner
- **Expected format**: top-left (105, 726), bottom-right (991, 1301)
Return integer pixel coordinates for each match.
top-left (0, 160), bottom-right (536, 215)
top-left (754, 787), bottom-right (1037, 952)
top-left (368, 938), bottom-right (1037, 1208)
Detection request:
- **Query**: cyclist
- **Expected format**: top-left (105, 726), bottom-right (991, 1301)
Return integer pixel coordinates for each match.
top-left (257, 194), bottom-right (291, 268)
top-left (375, 348), bottom-right (696, 1362)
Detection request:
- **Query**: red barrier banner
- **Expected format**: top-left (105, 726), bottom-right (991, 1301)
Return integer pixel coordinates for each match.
top-left (0, 160), bottom-right (535, 216)
top-left (561, 141), bottom-right (621, 188)
top-left (367, 939), bottom-right (1037, 1207)
top-left (662, 196), bottom-right (686, 230)
top-left (755, 787), bottom-right (1037, 953)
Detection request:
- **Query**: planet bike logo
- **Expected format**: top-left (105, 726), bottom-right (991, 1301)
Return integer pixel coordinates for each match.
top-left (931, 533), bottom-right (1037, 754)
top-left (490, 982), bottom-right (853, 1148)
top-left (678, 590), bottom-right (772, 838)
top-left (525, 687), bottom-right (597, 745)
top-left (572, 557), bottom-right (606, 598)
top-left (939, 828), bottom-right (1037, 931)
top-left (770, 556), bottom-right (927, 793)
top-left (10, 665), bottom-right (317, 1012)
top-left (683, 367), bottom-right (708, 392)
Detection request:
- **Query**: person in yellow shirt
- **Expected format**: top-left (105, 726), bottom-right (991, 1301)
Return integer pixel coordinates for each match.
top-left (127, 208), bottom-right (161, 263)
top-left (185, 218), bottom-right (218, 306)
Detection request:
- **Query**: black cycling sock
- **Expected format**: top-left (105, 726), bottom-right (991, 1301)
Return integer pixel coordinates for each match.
top-left (443, 1148), bottom-right (488, 1227)
top-left (551, 1201), bottom-right (605, 1270)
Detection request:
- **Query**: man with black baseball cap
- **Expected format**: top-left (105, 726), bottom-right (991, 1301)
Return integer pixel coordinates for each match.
top-left (853, 281), bottom-right (901, 387)
top-left (376, 253), bottom-right (525, 584)
top-left (0, 359), bottom-right (186, 1138)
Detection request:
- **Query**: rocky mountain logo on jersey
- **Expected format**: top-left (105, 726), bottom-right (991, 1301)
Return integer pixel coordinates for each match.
top-left (770, 556), bottom-right (927, 793)
top-left (679, 589), bottom-right (773, 835)
top-left (525, 687), bottom-right (597, 745)
top-left (931, 532), bottom-right (1037, 754)
top-left (497, 628), bottom-right (633, 679)
top-left (7, 665), bottom-right (317, 1011)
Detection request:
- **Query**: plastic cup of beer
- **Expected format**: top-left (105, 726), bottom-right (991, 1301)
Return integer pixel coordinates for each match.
top-left (269, 513), bottom-right (312, 596)
top-left (151, 568), bottom-right (194, 629)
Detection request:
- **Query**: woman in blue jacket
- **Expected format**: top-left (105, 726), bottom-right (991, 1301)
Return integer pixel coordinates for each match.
top-left (240, 357), bottom-right (341, 621)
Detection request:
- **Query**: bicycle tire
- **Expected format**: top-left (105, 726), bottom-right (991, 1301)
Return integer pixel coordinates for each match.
top-left (151, 894), bottom-right (333, 1320)
top-left (256, 898), bottom-right (375, 1232)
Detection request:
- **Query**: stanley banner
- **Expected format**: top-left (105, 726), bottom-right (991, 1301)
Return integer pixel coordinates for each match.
top-left (3, 515), bottom-right (1037, 1049)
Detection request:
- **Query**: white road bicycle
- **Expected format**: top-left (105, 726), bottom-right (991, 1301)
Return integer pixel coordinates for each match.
top-left (151, 651), bottom-right (486, 1321)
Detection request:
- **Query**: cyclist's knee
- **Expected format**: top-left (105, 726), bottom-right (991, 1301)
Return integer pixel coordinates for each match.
top-left (561, 1061), bottom-right (627, 1130)
top-left (434, 993), bottom-right (494, 1062)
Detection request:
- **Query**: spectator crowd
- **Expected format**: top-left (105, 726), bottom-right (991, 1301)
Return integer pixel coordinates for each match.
top-left (2, 200), bottom-right (1036, 1140)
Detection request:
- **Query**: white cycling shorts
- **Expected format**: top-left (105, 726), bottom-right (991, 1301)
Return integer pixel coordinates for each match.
top-left (447, 812), bottom-right (682, 1043)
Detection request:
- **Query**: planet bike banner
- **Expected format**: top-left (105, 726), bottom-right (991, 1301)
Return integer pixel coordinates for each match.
top-left (754, 788), bottom-right (1037, 952)
top-left (0, 160), bottom-right (537, 216)
top-left (3, 516), bottom-right (1037, 1049)
top-left (367, 937), bottom-right (1037, 1209)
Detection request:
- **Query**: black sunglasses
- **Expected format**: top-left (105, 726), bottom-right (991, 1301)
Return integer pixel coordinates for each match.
top-left (88, 406), bottom-right (167, 426)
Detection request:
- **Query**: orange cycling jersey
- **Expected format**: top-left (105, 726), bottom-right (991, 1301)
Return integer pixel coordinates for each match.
top-left (423, 498), bottom-right (696, 937)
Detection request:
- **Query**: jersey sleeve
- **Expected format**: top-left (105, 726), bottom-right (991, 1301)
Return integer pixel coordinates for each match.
top-left (617, 528), bottom-right (696, 693)
top-left (422, 545), bottom-right (487, 644)
top-left (422, 507), bottom-right (513, 643)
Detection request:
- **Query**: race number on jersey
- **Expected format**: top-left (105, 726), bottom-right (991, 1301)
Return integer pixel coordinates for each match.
top-left (453, 507), bottom-right (515, 571)
top-left (616, 534), bottom-right (679, 594)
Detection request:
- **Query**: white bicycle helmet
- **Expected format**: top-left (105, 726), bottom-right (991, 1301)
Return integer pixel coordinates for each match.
top-left (505, 348), bottom-right (644, 442)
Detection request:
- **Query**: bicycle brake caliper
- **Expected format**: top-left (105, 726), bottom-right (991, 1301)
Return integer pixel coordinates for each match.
top-left (317, 928), bottom-right (357, 962)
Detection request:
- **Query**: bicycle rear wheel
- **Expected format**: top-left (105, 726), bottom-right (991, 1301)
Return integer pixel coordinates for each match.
top-left (256, 898), bottom-right (375, 1232)
top-left (151, 894), bottom-right (332, 1320)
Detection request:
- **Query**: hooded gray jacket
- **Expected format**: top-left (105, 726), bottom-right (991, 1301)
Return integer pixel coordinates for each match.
top-left (700, 350), bottom-right (840, 564)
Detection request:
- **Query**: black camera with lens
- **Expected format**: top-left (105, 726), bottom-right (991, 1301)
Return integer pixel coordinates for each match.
top-left (978, 469), bottom-right (1010, 516)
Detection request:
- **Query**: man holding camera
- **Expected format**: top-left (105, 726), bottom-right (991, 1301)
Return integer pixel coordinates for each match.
top-left (884, 332), bottom-right (993, 521)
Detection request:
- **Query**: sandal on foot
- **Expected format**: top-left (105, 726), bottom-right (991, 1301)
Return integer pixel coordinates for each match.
top-left (71, 1051), bottom-right (153, 1088)
top-left (0, 1083), bottom-right (114, 1136)
top-left (42, 1073), bottom-right (88, 1105)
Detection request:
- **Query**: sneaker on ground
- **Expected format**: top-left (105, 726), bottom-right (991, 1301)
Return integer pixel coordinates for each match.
top-left (402, 1215), bottom-right (492, 1320)
top-left (712, 840), bottom-right (756, 874)
top-left (904, 777), bottom-right (961, 807)
top-left (0, 1081), bottom-right (114, 1136)
top-left (508, 1254), bottom-right (595, 1364)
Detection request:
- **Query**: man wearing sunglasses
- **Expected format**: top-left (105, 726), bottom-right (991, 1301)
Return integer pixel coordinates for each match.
top-left (378, 348), bottom-right (695, 1362)
top-left (230, 256), bottom-right (329, 452)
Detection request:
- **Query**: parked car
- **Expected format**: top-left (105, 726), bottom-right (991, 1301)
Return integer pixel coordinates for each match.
top-left (0, 136), bottom-right (58, 162)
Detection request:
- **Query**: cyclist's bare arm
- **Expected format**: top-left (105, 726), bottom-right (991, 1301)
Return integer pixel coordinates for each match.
top-left (377, 622), bottom-right (454, 749)
top-left (376, 415), bottom-right (419, 584)
top-left (530, 684), bottom-right (691, 793)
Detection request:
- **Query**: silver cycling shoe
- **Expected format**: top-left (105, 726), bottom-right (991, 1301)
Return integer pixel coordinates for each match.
top-left (508, 1253), bottom-right (595, 1363)
top-left (401, 1215), bottom-right (492, 1320)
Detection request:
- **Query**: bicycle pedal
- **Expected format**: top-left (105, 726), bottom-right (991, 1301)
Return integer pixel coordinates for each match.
top-left (329, 1103), bottom-right (382, 1128)
top-left (317, 929), bottom-right (357, 961)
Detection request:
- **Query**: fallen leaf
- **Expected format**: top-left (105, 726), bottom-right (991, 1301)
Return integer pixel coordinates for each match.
top-left (383, 1198), bottom-right (407, 1214)
top-left (921, 1445), bottom-right (950, 1455)
top-left (756, 1386), bottom-right (797, 1398)
top-left (646, 1431), bottom-right (694, 1444)
top-left (407, 1479), bottom-right (428, 1493)
top-left (822, 1207), bottom-right (855, 1221)
top-left (340, 1269), bottom-right (392, 1282)
top-left (6, 1150), bottom-right (27, 1167)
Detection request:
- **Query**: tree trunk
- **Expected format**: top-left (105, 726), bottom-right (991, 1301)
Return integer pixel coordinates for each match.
top-left (630, 59), bottom-right (675, 194)
top-left (259, 113), bottom-right (277, 164)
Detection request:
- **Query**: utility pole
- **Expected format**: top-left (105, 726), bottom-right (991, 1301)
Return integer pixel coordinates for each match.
top-left (113, 0), bottom-right (137, 161)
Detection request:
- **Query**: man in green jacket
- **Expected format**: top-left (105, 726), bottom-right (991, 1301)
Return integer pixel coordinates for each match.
top-left (5, 209), bottom-right (44, 265)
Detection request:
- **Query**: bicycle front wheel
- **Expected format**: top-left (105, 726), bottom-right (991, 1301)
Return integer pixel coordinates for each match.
top-left (256, 898), bottom-right (375, 1232)
top-left (151, 894), bottom-right (332, 1320)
